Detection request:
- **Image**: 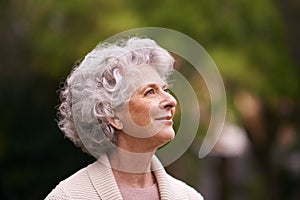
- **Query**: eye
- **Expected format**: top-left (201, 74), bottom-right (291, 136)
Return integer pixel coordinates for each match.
top-left (144, 88), bottom-right (155, 96)
top-left (163, 88), bottom-right (170, 93)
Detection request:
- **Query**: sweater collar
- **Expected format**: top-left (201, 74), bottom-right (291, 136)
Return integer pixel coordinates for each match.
top-left (151, 155), bottom-right (175, 200)
top-left (87, 154), bottom-right (175, 200)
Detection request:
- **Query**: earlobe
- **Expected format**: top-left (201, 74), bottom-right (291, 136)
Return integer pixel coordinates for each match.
top-left (108, 117), bottom-right (123, 130)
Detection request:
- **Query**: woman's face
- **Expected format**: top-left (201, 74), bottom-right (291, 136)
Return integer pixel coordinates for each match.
top-left (116, 65), bottom-right (177, 150)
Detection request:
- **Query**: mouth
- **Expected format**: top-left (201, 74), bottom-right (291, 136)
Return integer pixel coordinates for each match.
top-left (155, 115), bottom-right (173, 121)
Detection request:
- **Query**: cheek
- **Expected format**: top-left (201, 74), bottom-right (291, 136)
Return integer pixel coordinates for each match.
top-left (129, 102), bottom-right (151, 126)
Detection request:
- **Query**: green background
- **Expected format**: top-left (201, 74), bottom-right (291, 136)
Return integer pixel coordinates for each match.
top-left (0, 0), bottom-right (299, 199)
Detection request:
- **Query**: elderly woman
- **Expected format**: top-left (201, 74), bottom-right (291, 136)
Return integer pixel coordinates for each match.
top-left (46, 37), bottom-right (203, 200)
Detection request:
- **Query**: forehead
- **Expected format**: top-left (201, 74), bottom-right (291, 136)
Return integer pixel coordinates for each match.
top-left (128, 65), bottom-right (165, 88)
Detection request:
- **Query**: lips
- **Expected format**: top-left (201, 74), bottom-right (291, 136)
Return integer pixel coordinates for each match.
top-left (155, 115), bottom-right (173, 121)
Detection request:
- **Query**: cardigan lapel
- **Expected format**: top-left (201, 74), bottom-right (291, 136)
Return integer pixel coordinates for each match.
top-left (152, 155), bottom-right (175, 200)
top-left (87, 155), bottom-right (123, 200)
top-left (87, 154), bottom-right (176, 200)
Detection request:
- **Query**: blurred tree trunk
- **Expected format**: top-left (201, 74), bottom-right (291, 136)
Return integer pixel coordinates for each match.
top-left (278, 0), bottom-right (300, 72)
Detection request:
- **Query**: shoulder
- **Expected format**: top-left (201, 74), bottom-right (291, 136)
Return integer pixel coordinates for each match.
top-left (45, 184), bottom-right (71, 200)
top-left (167, 174), bottom-right (204, 200)
top-left (45, 163), bottom-right (99, 200)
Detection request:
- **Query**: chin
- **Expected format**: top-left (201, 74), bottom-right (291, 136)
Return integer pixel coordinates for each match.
top-left (158, 128), bottom-right (175, 143)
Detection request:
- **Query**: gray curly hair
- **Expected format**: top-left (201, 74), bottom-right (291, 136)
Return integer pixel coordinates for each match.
top-left (57, 37), bottom-right (175, 157)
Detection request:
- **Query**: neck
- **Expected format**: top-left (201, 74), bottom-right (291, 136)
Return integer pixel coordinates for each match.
top-left (115, 131), bottom-right (161, 153)
top-left (108, 148), bottom-right (154, 173)
top-left (108, 149), bottom-right (156, 188)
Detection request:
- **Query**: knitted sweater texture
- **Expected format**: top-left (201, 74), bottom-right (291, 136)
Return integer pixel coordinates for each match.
top-left (45, 155), bottom-right (203, 200)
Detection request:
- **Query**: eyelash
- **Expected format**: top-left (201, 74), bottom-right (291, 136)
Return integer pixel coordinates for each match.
top-left (144, 88), bottom-right (170, 96)
top-left (144, 89), bottom-right (155, 96)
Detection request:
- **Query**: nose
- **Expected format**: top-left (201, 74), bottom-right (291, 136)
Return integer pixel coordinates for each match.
top-left (160, 91), bottom-right (177, 110)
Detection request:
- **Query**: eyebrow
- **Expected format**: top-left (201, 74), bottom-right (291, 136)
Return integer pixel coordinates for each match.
top-left (141, 83), bottom-right (167, 90)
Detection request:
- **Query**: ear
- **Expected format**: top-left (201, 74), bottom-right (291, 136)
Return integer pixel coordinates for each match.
top-left (108, 117), bottom-right (123, 130)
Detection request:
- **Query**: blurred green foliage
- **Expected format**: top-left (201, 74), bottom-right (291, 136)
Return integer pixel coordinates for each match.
top-left (0, 0), bottom-right (299, 199)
